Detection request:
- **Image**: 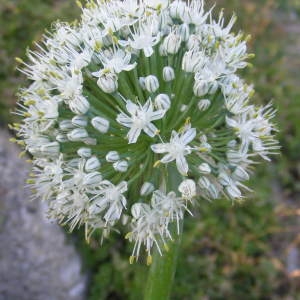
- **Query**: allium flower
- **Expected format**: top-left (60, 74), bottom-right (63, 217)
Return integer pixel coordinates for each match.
top-left (13, 0), bottom-right (279, 264)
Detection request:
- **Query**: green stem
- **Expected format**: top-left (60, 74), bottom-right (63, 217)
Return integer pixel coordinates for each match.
top-left (144, 167), bottom-right (184, 300)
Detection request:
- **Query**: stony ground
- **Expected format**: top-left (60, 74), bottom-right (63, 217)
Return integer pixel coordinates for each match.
top-left (0, 129), bottom-right (86, 300)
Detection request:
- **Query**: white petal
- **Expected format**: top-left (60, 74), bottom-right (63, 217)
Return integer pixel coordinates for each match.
top-left (181, 128), bottom-right (196, 145)
top-left (127, 126), bottom-right (142, 144)
top-left (176, 155), bottom-right (188, 175)
top-left (151, 143), bottom-right (168, 153)
top-left (161, 153), bottom-right (175, 163)
top-left (150, 109), bottom-right (166, 121)
top-left (126, 100), bottom-right (138, 115)
top-left (144, 47), bottom-right (154, 57)
top-left (143, 123), bottom-right (157, 137)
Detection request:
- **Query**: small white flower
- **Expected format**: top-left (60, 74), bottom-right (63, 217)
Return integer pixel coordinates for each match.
top-left (91, 116), bottom-right (110, 133)
top-left (178, 179), bottom-right (196, 200)
top-left (106, 151), bottom-right (120, 162)
top-left (163, 66), bottom-right (175, 82)
top-left (198, 99), bottom-right (211, 111)
top-left (151, 127), bottom-right (196, 175)
top-left (144, 75), bottom-right (159, 93)
top-left (40, 142), bottom-right (60, 156)
top-left (161, 30), bottom-right (182, 54)
top-left (113, 160), bottom-right (129, 172)
top-left (85, 156), bottom-right (101, 172)
top-left (154, 94), bottom-right (171, 110)
top-left (117, 99), bottom-right (165, 144)
top-left (97, 48), bottom-right (137, 73)
top-left (67, 128), bottom-right (89, 141)
top-left (198, 163), bottom-right (211, 174)
top-left (91, 181), bottom-right (128, 223)
top-left (92, 70), bottom-right (118, 94)
top-left (72, 115), bottom-right (88, 127)
top-left (140, 182), bottom-right (155, 196)
top-left (77, 147), bottom-right (92, 158)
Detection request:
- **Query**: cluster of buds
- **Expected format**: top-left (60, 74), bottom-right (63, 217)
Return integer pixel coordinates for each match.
top-left (12, 0), bottom-right (278, 264)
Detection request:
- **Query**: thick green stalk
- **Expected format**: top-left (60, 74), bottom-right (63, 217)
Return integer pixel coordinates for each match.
top-left (144, 168), bottom-right (184, 300)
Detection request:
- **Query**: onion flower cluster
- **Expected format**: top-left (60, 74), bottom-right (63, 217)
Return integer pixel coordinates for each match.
top-left (12, 0), bottom-right (279, 264)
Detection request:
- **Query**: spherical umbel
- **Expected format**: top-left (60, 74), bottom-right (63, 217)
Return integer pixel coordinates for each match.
top-left (13, 0), bottom-right (278, 263)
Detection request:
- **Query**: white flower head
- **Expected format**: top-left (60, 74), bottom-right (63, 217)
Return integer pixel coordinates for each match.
top-left (15, 0), bottom-right (278, 263)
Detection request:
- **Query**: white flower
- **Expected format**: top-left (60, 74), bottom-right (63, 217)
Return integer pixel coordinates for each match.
top-left (178, 179), bottom-right (196, 200)
top-left (117, 99), bottom-right (165, 143)
top-left (96, 48), bottom-right (137, 73)
top-left (140, 182), bottom-right (155, 196)
top-left (154, 94), bottom-right (171, 110)
top-left (113, 160), bottom-right (129, 172)
top-left (91, 181), bottom-right (128, 223)
top-left (85, 156), bottom-right (101, 172)
top-left (198, 99), bottom-right (211, 111)
top-left (92, 70), bottom-right (118, 94)
top-left (161, 30), bottom-right (182, 55)
top-left (144, 75), bottom-right (159, 93)
top-left (106, 151), bottom-right (120, 162)
top-left (151, 127), bottom-right (196, 175)
top-left (163, 66), bottom-right (175, 82)
top-left (124, 18), bottom-right (161, 57)
top-left (198, 163), bottom-right (211, 174)
top-left (91, 116), bottom-right (110, 133)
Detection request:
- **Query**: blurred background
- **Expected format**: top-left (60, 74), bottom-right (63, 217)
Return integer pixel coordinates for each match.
top-left (0, 0), bottom-right (300, 299)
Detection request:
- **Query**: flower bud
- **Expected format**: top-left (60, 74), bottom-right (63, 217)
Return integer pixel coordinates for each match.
top-left (169, 1), bottom-right (187, 19)
top-left (91, 116), bottom-right (110, 133)
top-left (72, 115), bottom-right (88, 127)
top-left (198, 177), bottom-right (210, 189)
top-left (69, 95), bottom-right (90, 115)
top-left (162, 31), bottom-right (181, 54)
top-left (198, 163), bottom-right (211, 174)
top-left (77, 147), bottom-right (92, 158)
top-left (163, 66), bottom-right (175, 82)
top-left (113, 160), bottom-right (128, 172)
top-left (140, 182), bottom-right (155, 196)
top-left (67, 128), bottom-right (89, 141)
top-left (83, 172), bottom-right (102, 186)
top-left (145, 75), bottom-right (159, 93)
top-left (85, 156), bottom-right (101, 172)
top-left (198, 99), bottom-right (211, 111)
top-left (179, 23), bottom-right (189, 41)
top-left (139, 77), bottom-right (146, 90)
top-left (154, 94), bottom-right (171, 110)
top-left (56, 134), bottom-right (68, 143)
top-left (193, 80), bottom-right (209, 97)
top-left (97, 72), bottom-right (118, 93)
top-left (226, 185), bottom-right (241, 199)
top-left (233, 166), bottom-right (249, 181)
top-left (40, 142), bottom-right (60, 156)
top-left (59, 120), bottom-right (74, 131)
top-left (178, 179), bottom-right (196, 199)
top-left (106, 151), bottom-right (120, 162)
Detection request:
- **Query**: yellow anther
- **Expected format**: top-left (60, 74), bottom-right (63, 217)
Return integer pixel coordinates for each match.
top-left (146, 255), bottom-right (153, 266)
top-left (125, 232), bottom-right (132, 239)
top-left (155, 130), bottom-right (160, 135)
top-left (15, 57), bottom-right (24, 64)
top-left (19, 151), bottom-right (26, 158)
top-left (76, 0), bottom-right (82, 8)
top-left (153, 160), bottom-right (161, 168)
top-left (26, 179), bottom-right (35, 184)
top-left (164, 244), bottom-right (169, 252)
top-left (24, 99), bottom-right (36, 106)
top-left (23, 112), bottom-right (32, 118)
top-left (9, 138), bottom-right (17, 143)
top-left (185, 117), bottom-right (191, 125)
top-left (129, 255), bottom-right (135, 264)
